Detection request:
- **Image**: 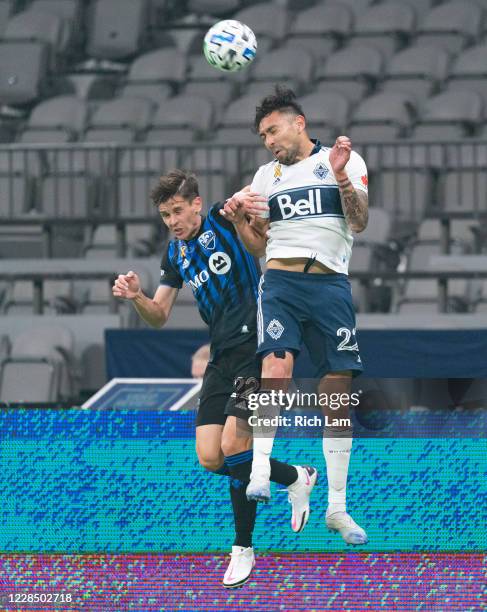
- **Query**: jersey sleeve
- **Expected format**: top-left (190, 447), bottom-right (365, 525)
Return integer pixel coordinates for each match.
top-left (208, 201), bottom-right (235, 231)
top-left (250, 165), bottom-right (270, 219)
top-left (159, 242), bottom-right (183, 288)
top-left (345, 150), bottom-right (368, 194)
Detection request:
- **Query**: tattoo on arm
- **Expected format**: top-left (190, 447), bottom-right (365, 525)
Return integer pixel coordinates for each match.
top-left (337, 178), bottom-right (368, 233)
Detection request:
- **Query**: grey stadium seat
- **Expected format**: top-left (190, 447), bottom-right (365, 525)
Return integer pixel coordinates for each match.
top-left (316, 44), bottom-right (384, 104)
top-left (446, 43), bottom-right (487, 106)
top-left (356, 208), bottom-right (392, 245)
top-left (3, 9), bottom-right (64, 53)
top-left (1, 324), bottom-right (76, 401)
top-left (0, 42), bottom-right (49, 105)
top-left (4, 280), bottom-right (75, 315)
top-left (188, 0), bottom-right (239, 15)
top-left (151, 94), bottom-right (213, 137)
top-left (249, 43), bottom-right (314, 94)
top-left (21, 95), bottom-right (88, 142)
top-left (299, 91), bottom-right (351, 142)
top-left (234, 4), bottom-right (289, 47)
top-left (0, 0), bottom-right (12, 37)
top-left (119, 83), bottom-right (172, 105)
top-left (380, 44), bottom-right (449, 106)
top-left (87, 0), bottom-right (149, 60)
top-left (84, 223), bottom-right (156, 257)
top-left (126, 47), bottom-right (187, 89)
top-left (288, 3), bottom-right (353, 61)
top-left (332, 0), bottom-right (374, 18)
top-left (440, 171), bottom-right (487, 214)
top-left (187, 53), bottom-right (249, 86)
top-left (415, 90), bottom-right (484, 139)
top-left (352, 2), bottom-right (416, 56)
top-left (89, 97), bottom-right (154, 133)
top-left (415, 1), bottom-right (482, 54)
top-left (349, 92), bottom-right (416, 141)
top-left (369, 169), bottom-right (433, 222)
top-left (29, 0), bottom-right (83, 51)
top-left (40, 174), bottom-right (98, 218)
top-left (184, 81), bottom-right (235, 117)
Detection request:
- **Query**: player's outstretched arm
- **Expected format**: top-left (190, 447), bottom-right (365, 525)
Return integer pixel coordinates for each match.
top-left (329, 136), bottom-right (369, 233)
top-left (220, 191), bottom-right (269, 257)
top-left (112, 271), bottom-right (178, 328)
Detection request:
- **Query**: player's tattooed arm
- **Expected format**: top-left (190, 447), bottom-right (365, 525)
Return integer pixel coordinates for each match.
top-left (336, 176), bottom-right (368, 233)
top-left (329, 136), bottom-right (368, 233)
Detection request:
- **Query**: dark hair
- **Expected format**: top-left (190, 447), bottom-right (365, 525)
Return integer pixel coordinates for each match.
top-left (150, 169), bottom-right (199, 206)
top-left (254, 85), bottom-right (305, 131)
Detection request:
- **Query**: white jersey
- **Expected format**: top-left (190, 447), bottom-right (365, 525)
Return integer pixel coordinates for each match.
top-left (250, 142), bottom-right (368, 274)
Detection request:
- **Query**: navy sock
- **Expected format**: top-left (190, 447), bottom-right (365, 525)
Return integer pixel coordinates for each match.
top-left (214, 463), bottom-right (230, 476)
top-left (229, 478), bottom-right (256, 548)
top-left (225, 450), bottom-right (298, 487)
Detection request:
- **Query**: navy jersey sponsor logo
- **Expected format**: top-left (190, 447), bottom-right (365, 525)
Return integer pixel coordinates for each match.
top-left (269, 186), bottom-right (343, 221)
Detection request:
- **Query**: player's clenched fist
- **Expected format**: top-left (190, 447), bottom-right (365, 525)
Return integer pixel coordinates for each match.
top-left (112, 270), bottom-right (141, 300)
top-left (329, 135), bottom-right (352, 174)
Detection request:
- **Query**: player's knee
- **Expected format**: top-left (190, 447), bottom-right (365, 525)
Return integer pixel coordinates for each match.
top-left (196, 446), bottom-right (223, 472)
top-left (198, 454), bottom-right (222, 472)
top-left (262, 353), bottom-right (293, 379)
top-left (221, 431), bottom-right (251, 457)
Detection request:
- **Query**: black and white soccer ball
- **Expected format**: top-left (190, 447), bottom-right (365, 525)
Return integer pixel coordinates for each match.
top-left (203, 20), bottom-right (257, 72)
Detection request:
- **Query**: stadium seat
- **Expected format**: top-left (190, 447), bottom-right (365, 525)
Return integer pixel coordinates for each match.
top-left (187, 0), bottom-right (240, 15)
top-left (83, 223), bottom-right (156, 258)
top-left (89, 97), bottom-right (155, 134)
top-left (249, 43), bottom-right (314, 93)
top-left (357, 208), bottom-right (392, 245)
top-left (3, 324), bottom-right (77, 401)
top-left (380, 44), bottom-right (449, 106)
top-left (125, 47), bottom-right (187, 89)
top-left (187, 53), bottom-right (249, 86)
top-left (299, 91), bottom-right (351, 142)
top-left (332, 0), bottom-right (374, 18)
top-left (119, 83), bottom-right (172, 105)
top-left (0, 0), bottom-right (12, 37)
top-left (369, 169), bottom-right (433, 222)
top-left (151, 94), bottom-right (213, 137)
top-left (40, 175), bottom-right (98, 218)
top-left (29, 0), bottom-right (83, 55)
top-left (416, 218), bottom-right (479, 249)
top-left (61, 73), bottom-right (119, 101)
top-left (445, 43), bottom-right (487, 107)
top-left (87, 0), bottom-right (149, 60)
top-left (386, 0), bottom-right (434, 19)
top-left (440, 170), bottom-right (487, 214)
top-left (415, 90), bottom-right (484, 141)
top-left (415, 1), bottom-right (482, 54)
top-left (288, 3), bottom-right (353, 61)
top-left (184, 81), bottom-right (236, 117)
top-left (316, 44), bottom-right (384, 104)
top-left (3, 9), bottom-right (64, 56)
top-left (20, 95), bottom-right (88, 143)
top-left (351, 2), bottom-right (417, 56)
top-left (0, 42), bottom-right (49, 105)
top-left (4, 279), bottom-right (75, 315)
top-left (234, 4), bottom-right (289, 47)
top-left (349, 92), bottom-right (417, 141)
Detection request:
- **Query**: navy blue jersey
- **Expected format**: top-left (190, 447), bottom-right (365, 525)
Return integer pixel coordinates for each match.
top-left (160, 203), bottom-right (261, 353)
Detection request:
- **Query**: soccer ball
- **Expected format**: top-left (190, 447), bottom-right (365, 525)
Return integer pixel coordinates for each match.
top-left (203, 20), bottom-right (257, 72)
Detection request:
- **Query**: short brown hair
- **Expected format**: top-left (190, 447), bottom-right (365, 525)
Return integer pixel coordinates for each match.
top-left (150, 169), bottom-right (199, 206)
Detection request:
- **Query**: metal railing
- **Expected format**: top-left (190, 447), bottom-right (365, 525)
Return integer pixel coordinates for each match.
top-left (0, 140), bottom-right (486, 255)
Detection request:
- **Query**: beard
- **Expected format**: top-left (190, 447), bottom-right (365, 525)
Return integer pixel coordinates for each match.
top-left (278, 143), bottom-right (300, 165)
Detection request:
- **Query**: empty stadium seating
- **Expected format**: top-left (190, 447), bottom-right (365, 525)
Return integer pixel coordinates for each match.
top-left (1, 0), bottom-right (487, 402)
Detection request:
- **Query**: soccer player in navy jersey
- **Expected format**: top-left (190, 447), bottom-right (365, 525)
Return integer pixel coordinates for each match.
top-left (222, 86), bottom-right (369, 545)
top-left (112, 169), bottom-right (317, 588)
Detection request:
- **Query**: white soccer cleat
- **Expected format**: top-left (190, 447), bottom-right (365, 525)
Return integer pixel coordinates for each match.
top-left (287, 465), bottom-right (318, 533)
top-left (222, 546), bottom-right (255, 589)
top-left (246, 466), bottom-right (271, 502)
top-left (326, 510), bottom-right (368, 545)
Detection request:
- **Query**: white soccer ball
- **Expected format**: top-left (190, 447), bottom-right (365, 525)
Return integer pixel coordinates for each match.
top-left (203, 20), bottom-right (257, 72)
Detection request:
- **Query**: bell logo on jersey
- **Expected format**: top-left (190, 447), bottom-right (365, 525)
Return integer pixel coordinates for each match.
top-left (276, 188), bottom-right (323, 220)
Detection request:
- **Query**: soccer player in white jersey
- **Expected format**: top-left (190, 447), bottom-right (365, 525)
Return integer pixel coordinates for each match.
top-left (221, 86), bottom-right (369, 545)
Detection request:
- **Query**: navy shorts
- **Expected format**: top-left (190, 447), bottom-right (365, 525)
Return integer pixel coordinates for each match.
top-left (257, 269), bottom-right (363, 377)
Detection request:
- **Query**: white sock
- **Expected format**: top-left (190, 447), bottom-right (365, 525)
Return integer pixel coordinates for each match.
top-left (322, 435), bottom-right (352, 514)
top-left (250, 435), bottom-right (275, 480)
